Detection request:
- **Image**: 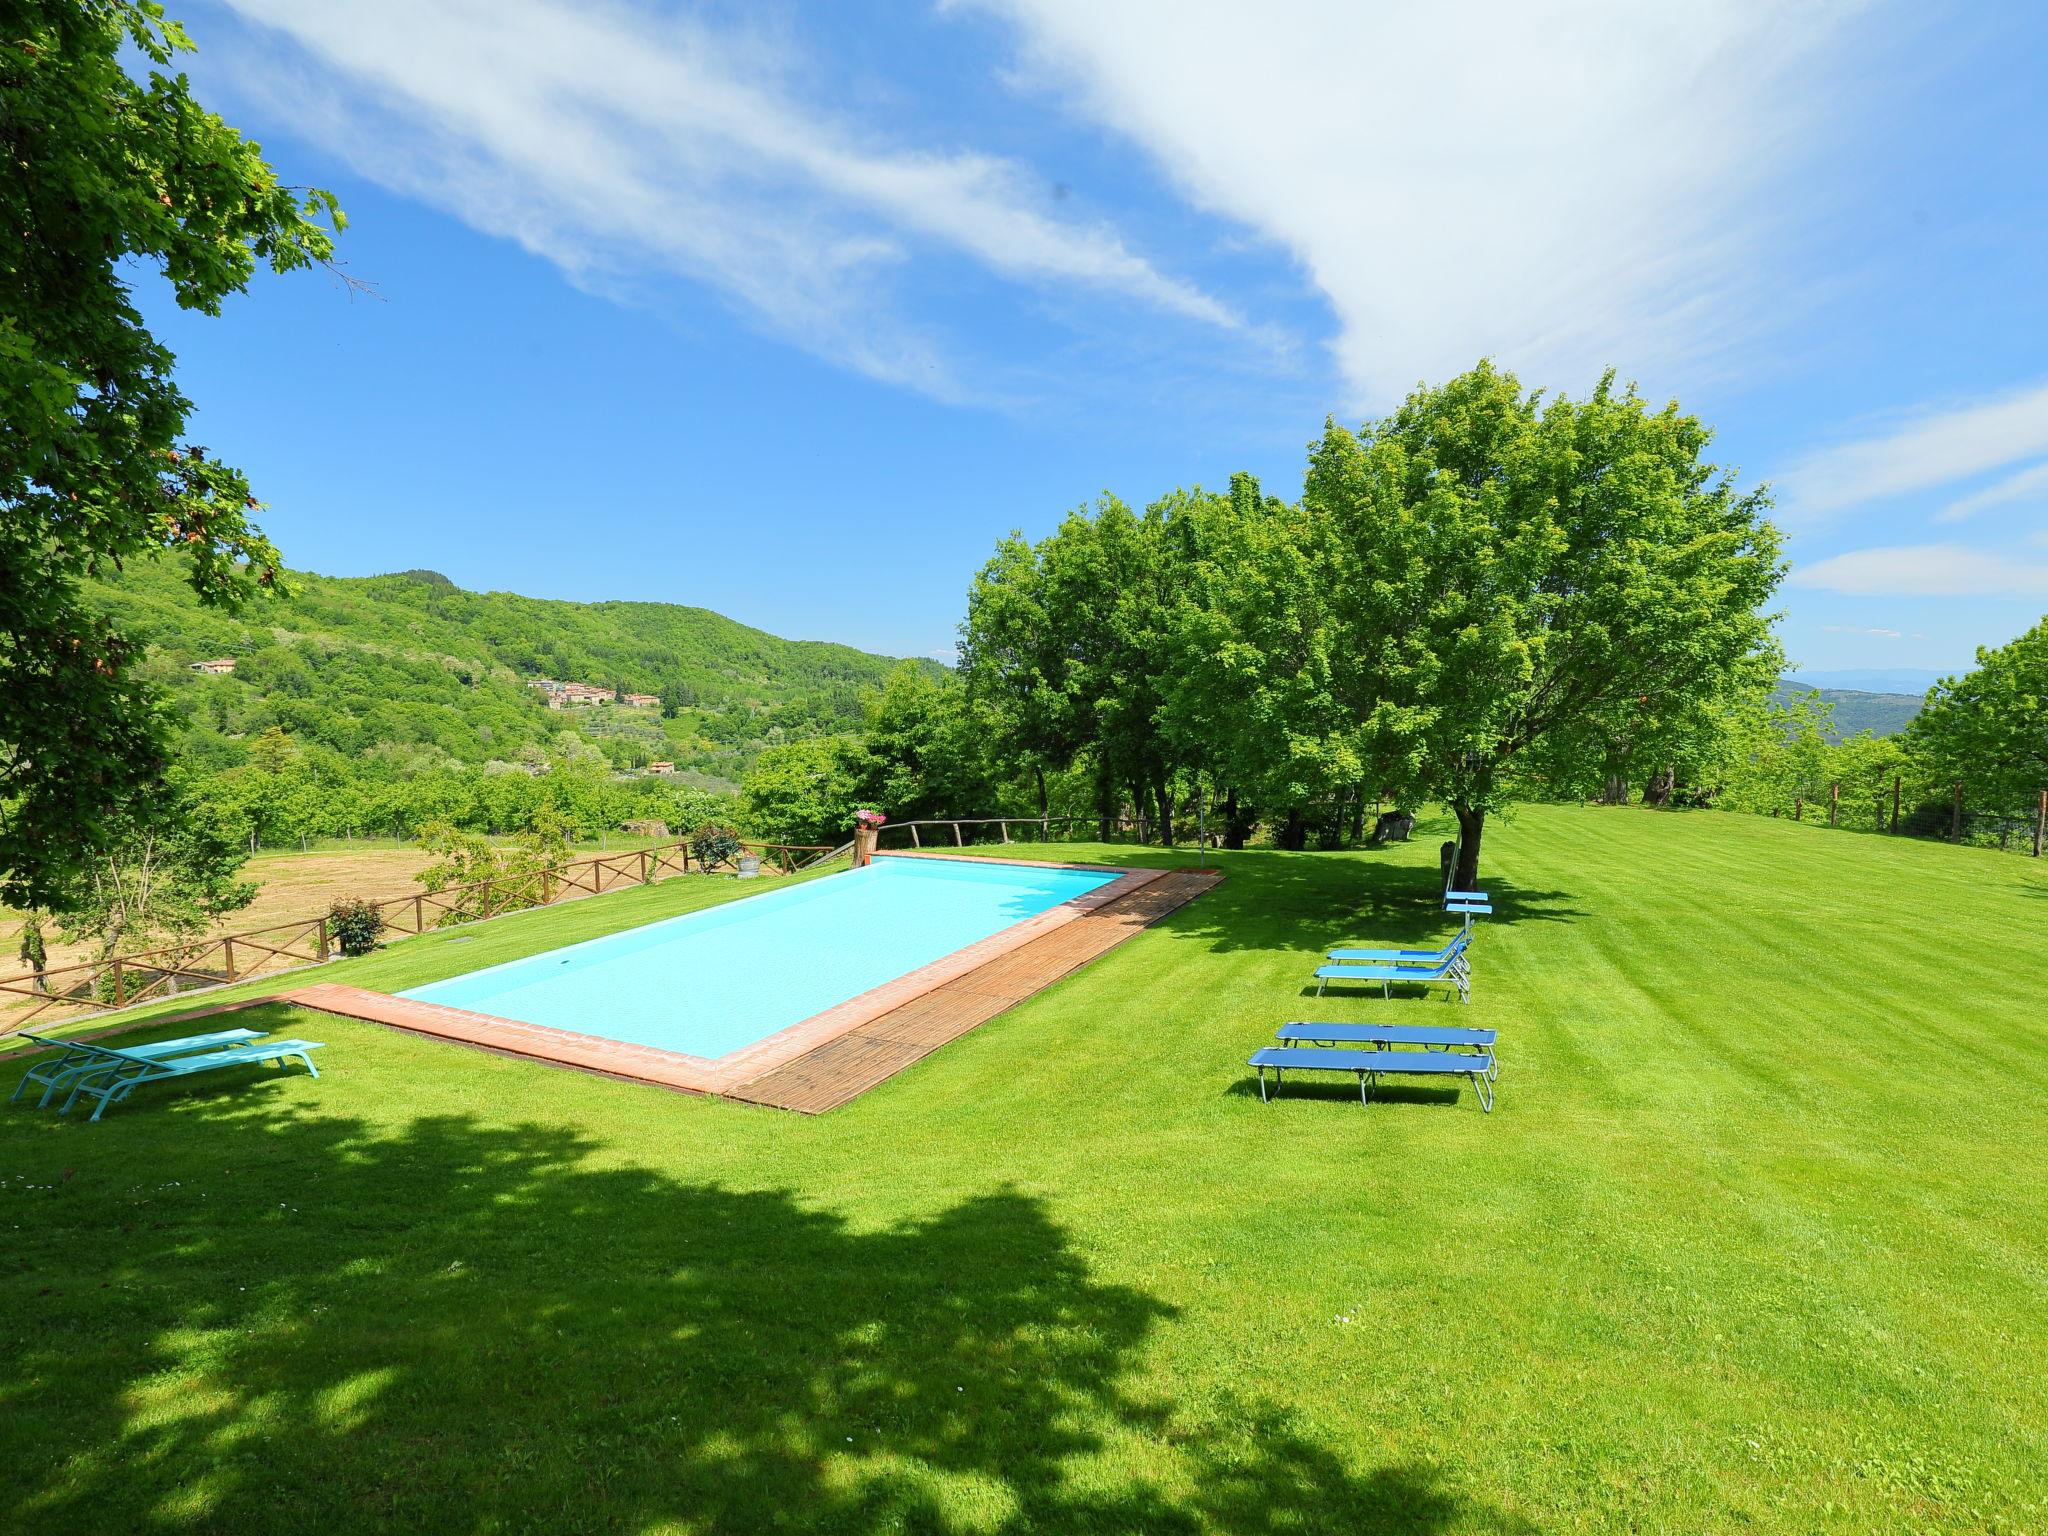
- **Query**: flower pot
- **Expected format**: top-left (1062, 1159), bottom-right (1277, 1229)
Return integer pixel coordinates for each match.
top-left (737, 853), bottom-right (762, 879)
top-left (852, 827), bottom-right (878, 867)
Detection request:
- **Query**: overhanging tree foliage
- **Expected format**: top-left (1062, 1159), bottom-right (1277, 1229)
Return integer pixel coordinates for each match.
top-left (1, 0), bottom-right (343, 905)
top-left (1305, 363), bottom-right (1784, 887)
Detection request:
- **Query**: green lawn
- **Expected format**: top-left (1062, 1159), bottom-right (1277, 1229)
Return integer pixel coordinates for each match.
top-left (3, 807), bottom-right (2044, 1534)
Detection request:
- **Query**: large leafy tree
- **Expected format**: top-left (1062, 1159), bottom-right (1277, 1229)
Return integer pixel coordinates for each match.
top-left (1159, 474), bottom-right (1359, 848)
top-left (1908, 617), bottom-right (2048, 818)
top-left (957, 534), bottom-right (1081, 820)
top-left (1, 0), bottom-right (344, 906)
top-left (1042, 498), bottom-right (1188, 842)
top-left (1306, 363), bottom-right (1784, 888)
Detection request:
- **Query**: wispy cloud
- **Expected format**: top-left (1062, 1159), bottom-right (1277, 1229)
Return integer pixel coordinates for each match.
top-left (1821, 624), bottom-right (1904, 638)
top-left (1938, 457), bottom-right (2048, 523)
top-left (959, 0), bottom-right (1856, 409)
top-left (1775, 378), bottom-right (2048, 527)
top-left (212, 0), bottom-right (1242, 397)
top-left (1793, 543), bottom-right (2048, 598)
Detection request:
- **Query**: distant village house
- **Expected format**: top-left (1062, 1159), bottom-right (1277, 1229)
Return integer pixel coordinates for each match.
top-left (623, 692), bottom-right (660, 708)
top-left (189, 658), bottom-right (237, 675)
top-left (646, 761), bottom-right (676, 775)
top-left (525, 678), bottom-right (614, 708)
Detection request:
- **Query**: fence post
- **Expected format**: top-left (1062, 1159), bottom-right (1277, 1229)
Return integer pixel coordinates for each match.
top-left (1950, 780), bottom-right (1963, 841)
top-left (223, 936), bottom-right (237, 981)
top-left (1829, 781), bottom-right (1839, 827)
top-left (111, 957), bottom-right (125, 1007)
top-left (952, 821), bottom-right (964, 847)
top-left (910, 824), bottom-right (921, 848)
top-left (1890, 775), bottom-right (1901, 834)
top-left (1000, 820), bottom-right (1011, 844)
top-left (317, 917), bottom-right (330, 962)
top-left (640, 849), bottom-right (651, 885)
top-left (414, 894), bottom-right (425, 933)
top-left (2035, 789), bottom-right (2046, 857)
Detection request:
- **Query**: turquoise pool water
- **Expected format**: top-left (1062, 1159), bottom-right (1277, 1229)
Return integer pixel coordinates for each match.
top-left (400, 856), bottom-right (1114, 1059)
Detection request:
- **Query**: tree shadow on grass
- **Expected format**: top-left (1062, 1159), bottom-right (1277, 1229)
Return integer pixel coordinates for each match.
top-left (1041, 848), bottom-right (1584, 955)
top-left (3, 1088), bottom-right (1529, 1535)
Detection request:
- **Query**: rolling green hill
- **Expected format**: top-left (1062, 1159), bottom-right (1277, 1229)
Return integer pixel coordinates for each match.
top-left (90, 560), bottom-right (929, 784)
top-left (1772, 681), bottom-right (1923, 740)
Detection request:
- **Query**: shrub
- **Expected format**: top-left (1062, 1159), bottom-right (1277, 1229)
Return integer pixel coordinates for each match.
top-left (327, 896), bottom-right (386, 957)
top-left (690, 823), bottom-right (744, 872)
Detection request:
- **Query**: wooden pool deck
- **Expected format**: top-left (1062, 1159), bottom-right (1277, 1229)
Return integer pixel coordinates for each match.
top-left (267, 861), bottom-right (1221, 1113)
top-left (723, 867), bottom-right (1219, 1111)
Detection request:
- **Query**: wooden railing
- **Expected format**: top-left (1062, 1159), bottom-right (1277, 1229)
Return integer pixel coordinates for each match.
top-left (0, 837), bottom-right (833, 1034)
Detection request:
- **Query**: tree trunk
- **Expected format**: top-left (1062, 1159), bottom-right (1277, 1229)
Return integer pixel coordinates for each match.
top-left (1033, 763), bottom-right (1048, 821)
top-left (1452, 803), bottom-right (1485, 891)
top-left (1278, 807), bottom-right (1307, 851)
top-left (1348, 786), bottom-right (1367, 846)
top-left (1153, 769), bottom-right (1174, 847)
top-left (1602, 774), bottom-right (1628, 806)
top-left (1222, 788), bottom-right (1248, 850)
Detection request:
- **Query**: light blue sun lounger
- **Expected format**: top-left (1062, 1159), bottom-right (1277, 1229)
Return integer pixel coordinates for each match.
top-left (11, 1027), bottom-right (267, 1110)
top-left (1327, 928), bottom-right (1471, 967)
top-left (1275, 1021), bottom-right (1497, 1077)
top-left (24, 1033), bottom-right (325, 1122)
top-left (1314, 953), bottom-right (1469, 1003)
top-left (1443, 889), bottom-right (1488, 905)
top-left (1248, 1045), bottom-right (1493, 1111)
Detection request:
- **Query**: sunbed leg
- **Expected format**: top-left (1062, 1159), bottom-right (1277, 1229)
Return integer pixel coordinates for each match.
top-left (1256, 1065), bottom-right (1269, 1103)
top-left (1472, 1071), bottom-right (1492, 1113)
top-left (1316, 977), bottom-right (1326, 997)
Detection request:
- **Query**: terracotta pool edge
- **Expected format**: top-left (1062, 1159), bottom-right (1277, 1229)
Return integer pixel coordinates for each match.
top-left (279, 858), bottom-right (1174, 1097)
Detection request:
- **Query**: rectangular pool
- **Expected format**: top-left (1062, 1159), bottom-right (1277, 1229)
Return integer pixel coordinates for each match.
top-left (400, 855), bottom-right (1117, 1060)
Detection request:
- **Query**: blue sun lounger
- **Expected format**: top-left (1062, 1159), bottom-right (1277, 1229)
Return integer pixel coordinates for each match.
top-left (1314, 953), bottom-right (1469, 1003)
top-left (1327, 928), bottom-right (1471, 967)
top-left (11, 1027), bottom-right (267, 1110)
top-left (1248, 1045), bottom-right (1494, 1111)
top-left (24, 1033), bottom-right (325, 1122)
top-left (1275, 1021), bottom-right (1497, 1077)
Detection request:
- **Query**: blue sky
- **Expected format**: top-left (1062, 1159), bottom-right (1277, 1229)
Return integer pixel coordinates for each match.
top-left (142, 1), bottom-right (2048, 674)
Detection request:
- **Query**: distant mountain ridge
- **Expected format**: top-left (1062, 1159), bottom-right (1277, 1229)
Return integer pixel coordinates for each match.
top-left (1787, 667), bottom-right (1946, 695)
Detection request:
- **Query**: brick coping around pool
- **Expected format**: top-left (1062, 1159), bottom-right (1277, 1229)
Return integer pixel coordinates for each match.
top-left (268, 856), bottom-right (1220, 1110)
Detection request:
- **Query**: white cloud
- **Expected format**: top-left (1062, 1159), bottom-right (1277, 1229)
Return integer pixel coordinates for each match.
top-left (1821, 624), bottom-right (1904, 638)
top-left (1775, 379), bottom-right (2048, 527)
top-left (958, 0), bottom-right (1854, 408)
top-left (213, 0), bottom-right (1242, 395)
top-left (1792, 544), bottom-right (2048, 598)
top-left (1937, 457), bottom-right (2048, 523)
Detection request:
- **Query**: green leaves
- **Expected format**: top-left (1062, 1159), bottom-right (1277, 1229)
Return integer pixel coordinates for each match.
top-left (2, 0), bottom-right (344, 904)
top-left (1908, 618), bottom-right (2048, 811)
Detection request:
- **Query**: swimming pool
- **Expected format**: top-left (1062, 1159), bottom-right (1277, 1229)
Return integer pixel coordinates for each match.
top-left (399, 855), bottom-right (1118, 1061)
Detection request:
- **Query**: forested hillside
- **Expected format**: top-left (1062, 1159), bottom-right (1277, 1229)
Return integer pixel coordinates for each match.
top-left (1770, 682), bottom-right (1923, 740)
top-left (92, 560), bottom-right (927, 786)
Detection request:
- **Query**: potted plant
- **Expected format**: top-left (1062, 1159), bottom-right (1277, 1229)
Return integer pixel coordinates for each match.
top-left (852, 808), bottom-right (887, 866)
